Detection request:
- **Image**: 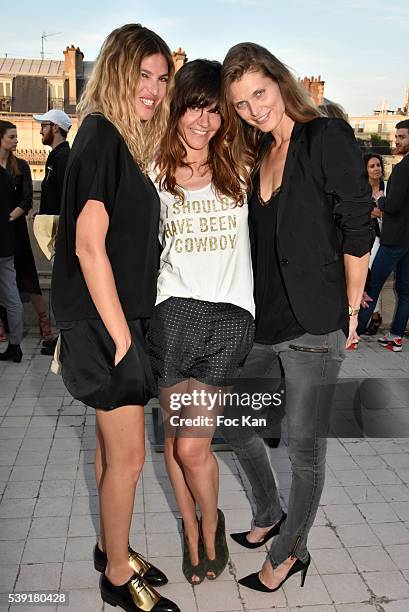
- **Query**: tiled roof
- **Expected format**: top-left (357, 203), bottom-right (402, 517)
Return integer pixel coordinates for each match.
top-left (0, 57), bottom-right (65, 77)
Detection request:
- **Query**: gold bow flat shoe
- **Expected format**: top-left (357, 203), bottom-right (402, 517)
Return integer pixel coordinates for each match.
top-left (94, 544), bottom-right (168, 586)
top-left (100, 572), bottom-right (179, 612)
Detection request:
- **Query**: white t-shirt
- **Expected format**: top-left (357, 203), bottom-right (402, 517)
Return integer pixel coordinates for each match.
top-left (152, 179), bottom-right (255, 317)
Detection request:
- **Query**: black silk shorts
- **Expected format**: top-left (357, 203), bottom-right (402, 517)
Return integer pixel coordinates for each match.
top-left (147, 297), bottom-right (255, 387)
top-left (59, 319), bottom-right (157, 410)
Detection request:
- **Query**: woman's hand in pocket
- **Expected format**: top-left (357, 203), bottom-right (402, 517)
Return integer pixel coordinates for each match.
top-left (114, 332), bottom-right (132, 366)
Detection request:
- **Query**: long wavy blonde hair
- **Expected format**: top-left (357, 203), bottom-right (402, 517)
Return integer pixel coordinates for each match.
top-left (221, 42), bottom-right (322, 193)
top-left (77, 23), bottom-right (174, 171)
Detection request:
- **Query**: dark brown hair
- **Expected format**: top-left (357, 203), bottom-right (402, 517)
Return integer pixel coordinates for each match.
top-left (396, 119), bottom-right (409, 130)
top-left (221, 42), bottom-right (322, 192)
top-left (363, 152), bottom-right (384, 178)
top-left (156, 59), bottom-right (244, 204)
top-left (0, 120), bottom-right (21, 176)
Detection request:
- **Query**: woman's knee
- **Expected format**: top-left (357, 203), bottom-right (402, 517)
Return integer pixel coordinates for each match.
top-left (106, 446), bottom-right (146, 478)
top-left (176, 439), bottom-right (210, 469)
top-left (96, 406), bottom-right (146, 477)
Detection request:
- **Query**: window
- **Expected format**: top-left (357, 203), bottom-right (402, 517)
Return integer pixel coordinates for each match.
top-left (48, 82), bottom-right (64, 110)
top-left (0, 81), bottom-right (12, 111)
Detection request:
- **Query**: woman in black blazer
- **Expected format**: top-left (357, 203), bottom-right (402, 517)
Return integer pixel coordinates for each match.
top-left (0, 120), bottom-right (54, 346)
top-left (219, 43), bottom-right (374, 594)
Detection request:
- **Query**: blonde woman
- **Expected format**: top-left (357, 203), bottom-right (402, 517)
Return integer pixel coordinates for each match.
top-left (52, 24), bottom-right (179, 612)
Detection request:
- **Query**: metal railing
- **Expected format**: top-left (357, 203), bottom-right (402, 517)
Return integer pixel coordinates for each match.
top-left (16, 148), bottom-right (48, 164)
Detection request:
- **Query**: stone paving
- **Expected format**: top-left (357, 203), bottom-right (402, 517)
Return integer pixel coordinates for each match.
top-left (0, 332), bottom-right (409, 612)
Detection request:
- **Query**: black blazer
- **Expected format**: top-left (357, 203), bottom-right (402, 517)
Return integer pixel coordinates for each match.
top-left (253, 117), bottom-right (374, 335)
top-left (11, 158), bottom-right (33, 212)
top-left (379, 154), bottom-right (409, 247)
top-left (0, 167), bottom-right (14, 257)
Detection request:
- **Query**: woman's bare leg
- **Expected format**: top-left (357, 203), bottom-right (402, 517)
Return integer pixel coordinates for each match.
top-left (160, 382), bottom-right (202, 582)
top-left (96, 404), bottom-right (145, 585)
top-left (29, 292), bottom-right (48, 316)
top-left (30, 293), bottom-right (53, 341)
top-left (176, 436), bottom-right (219, 572)
top-left (173, 379), bottom-right (222, 576)
top-left (95, 420), bottom-right (106, 552)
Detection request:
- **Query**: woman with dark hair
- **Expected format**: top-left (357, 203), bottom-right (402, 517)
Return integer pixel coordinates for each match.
top-left (52, 24), bottom-right (179, 612)
top-left (0, 139), bottom-right (23, 361)
top-left (361, 152), bottom-right (385, 336)
top-left (219, 42), bottom-right (373, 594)
top-left (0, 120), bottom-right (54, 351)
top-left (148, 59), bottom-right (255, 584)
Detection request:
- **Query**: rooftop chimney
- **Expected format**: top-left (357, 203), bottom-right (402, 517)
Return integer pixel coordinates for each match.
top-left (300, 75), bottom-right (325, 106)
top-left (172, 48), bottom-right (187, 72)
top-left (64, 45), bottom-right (84, 106)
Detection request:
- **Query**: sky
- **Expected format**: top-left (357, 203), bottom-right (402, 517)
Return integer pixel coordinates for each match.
top-left (1, 0), bottom-right (408, 116)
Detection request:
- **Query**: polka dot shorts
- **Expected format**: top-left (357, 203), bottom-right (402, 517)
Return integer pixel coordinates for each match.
top-left (147, 297), bottom-right (255, 387)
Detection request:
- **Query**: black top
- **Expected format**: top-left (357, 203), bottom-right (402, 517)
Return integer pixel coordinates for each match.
top-left (11, 158), bottom-right (33, 212)
top-left (371, 179), bottom-right (385, 238)
top-left (250, 176), bottom-right (305, 344)
top-left (248, 118), bottom-right (374, 336)
top-left (0, 158), bottom-right (33, 258)
top-left (39, 140), bottom-right (70, 215)
top-left (52, 113), bottom-right (160, 323)
top-left (3, 159), bottom-right (40, 295)
top-left (379, 154), bottom-right (409, 247)
top-left (0, 166), bottom-right (14, 257)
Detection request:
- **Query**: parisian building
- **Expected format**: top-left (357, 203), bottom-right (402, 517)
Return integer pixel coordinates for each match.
top-left (0, 45), bottom-right (188, 178)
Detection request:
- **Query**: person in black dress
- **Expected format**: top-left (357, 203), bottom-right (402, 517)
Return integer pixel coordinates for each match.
top-left (220, 42), bottom-right (373, 594)
top-left (0, 120), bottom-right (54, 346)
top-left (52, 24), bottom-right (179, 612)
top-left (0, 145), bottom-right (23, 362)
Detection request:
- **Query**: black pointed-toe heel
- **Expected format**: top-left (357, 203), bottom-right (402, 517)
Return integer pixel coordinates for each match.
top-left (238, 553), bottom-right (311, 593)
top-left (94, 544), bottom-right (168, 586)
top-left (100, 572), bottom-right (180, 612)
top-left (230, 512), bottom-right (287, 549)
top-left (201, 508), bottom-right (229, 580)
top-left (181, 519), bottom-right (206, 585)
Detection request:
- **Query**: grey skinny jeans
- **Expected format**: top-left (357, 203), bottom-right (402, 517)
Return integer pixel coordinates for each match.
top-left (0, 256), bottom-right (23, 345)
top-left (222, 330), bottom-right (345, 567)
